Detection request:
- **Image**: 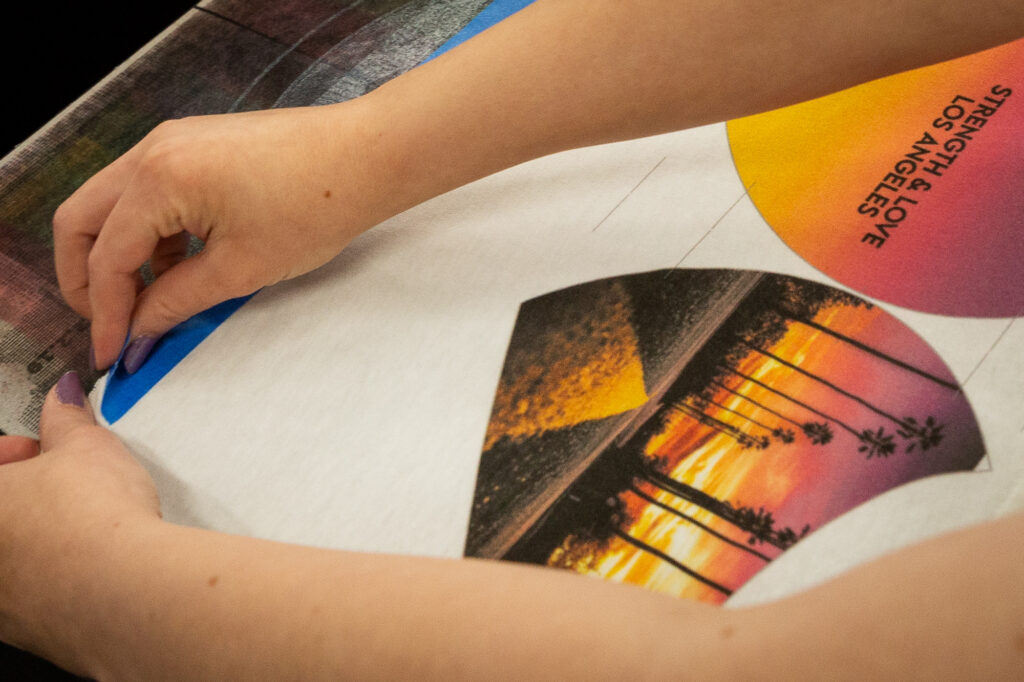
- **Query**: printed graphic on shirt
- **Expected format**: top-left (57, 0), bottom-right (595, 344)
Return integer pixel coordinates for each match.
top-left (728, 38), bottom-right (1024, 317)
top-left (465, 270), bottom-right (984, 604)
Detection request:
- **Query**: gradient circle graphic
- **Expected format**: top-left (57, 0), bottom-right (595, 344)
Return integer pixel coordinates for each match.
top-left (728, 39), bottom-right (1024, 317)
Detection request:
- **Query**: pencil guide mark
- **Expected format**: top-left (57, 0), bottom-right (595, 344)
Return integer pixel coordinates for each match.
top-left (669, 182), bottom-right (755, 271)
top-left (961, 318), bottom-right (1015, 388)
top-left (592, 156), bottom-right (668, 232)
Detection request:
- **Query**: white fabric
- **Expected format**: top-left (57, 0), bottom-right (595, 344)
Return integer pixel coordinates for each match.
top-left (93, 122), bottom-right (1023, 604)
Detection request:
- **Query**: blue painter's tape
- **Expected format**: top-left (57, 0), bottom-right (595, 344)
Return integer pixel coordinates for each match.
top-left (100, 295), bottom-right (252, 423)
top-left (423, 0), bottom-right (535, 61)
top-left (100, 0), bottom-right (536, 423)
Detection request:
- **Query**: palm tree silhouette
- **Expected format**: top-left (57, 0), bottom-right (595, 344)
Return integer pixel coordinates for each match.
top-left (801, 421), bottom-right (834, 445)
top-left (732, 505), bottom-right (775, 546)
top-left (727, 504), bottom-right (809, 549)
top-left (771, 312), bottom-right (958, 391)
top-left (622, 450), bottom-right (807, 551)
top-left (596, 494), bottom-right (734, 596)
top-left (737, 345), bottom-right (946, 455)
top-left (757, 275), bottom-right (953, 389)
top-left (773, 523), bottom-right (812, 549)
top-left (722, 366), bottom-right (900, 458)
top-left (698, 394), bottom-right (786, 444)
top-left (897, 416), bottom-right (944, 453)
top-left (626, 482), bottom-right (772, 562)
top-left (857, 427), bottom-right (897, 459)
top-left (672, 401), bottom-right (761, 450)
top-left (710, 379), bottom-right (815, 446)
top-left (771, 427), bottom-right (796, 444)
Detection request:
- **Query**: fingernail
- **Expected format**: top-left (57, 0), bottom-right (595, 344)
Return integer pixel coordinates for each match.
top-left (56, 371), bottom-right (87, 408)
top-left (122, 335), bottom-right (159, 375)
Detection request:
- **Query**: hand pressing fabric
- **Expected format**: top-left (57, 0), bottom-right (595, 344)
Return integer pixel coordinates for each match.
top-left (0, 372), bottom-right (161, 675)
top-left (53, 104), bottom-right (397, 373)
top-left (23, 1), bottom-right (1024, 672)
top-left (52, 0), bottom-right (1024, 375)
top-left (2, 374), bottom-right (1024, 679)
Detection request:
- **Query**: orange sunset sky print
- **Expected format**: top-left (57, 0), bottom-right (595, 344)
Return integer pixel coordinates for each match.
top-left (727, 39), bottom-right (1024, 317)
top-left (466, 270), bottom-right (984, 605)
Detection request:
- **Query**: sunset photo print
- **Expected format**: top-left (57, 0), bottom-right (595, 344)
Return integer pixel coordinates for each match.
top-left (466, 270), bottom-right (985, 603)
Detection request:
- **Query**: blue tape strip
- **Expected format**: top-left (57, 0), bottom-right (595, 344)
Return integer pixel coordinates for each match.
top-left (101, 296), bottom-right (252, 422)
top-left (423, 0), bottom-right (534, 61)
top-left (101, 0), bottom-right (535, 423)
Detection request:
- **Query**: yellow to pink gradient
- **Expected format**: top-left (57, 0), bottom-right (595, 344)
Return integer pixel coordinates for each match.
top-left (728, 39), bottom-right (1024, 317)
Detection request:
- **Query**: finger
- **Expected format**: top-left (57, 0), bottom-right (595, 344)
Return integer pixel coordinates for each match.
top-left (149, 232), bottom-right (191, 279)
top-left (39, 371), bottom-right (98, 453)
top-left (0, 436), bottom-right (41, 465)
top-left (87, 183), bottom-right (179, 370)
top-left (123, 247), bottom-right (260, 374)
top-left (53, 148), bottom-right (144, 318)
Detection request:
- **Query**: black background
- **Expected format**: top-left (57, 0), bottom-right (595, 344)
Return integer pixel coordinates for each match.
top-left (2, 2), bottom-right (196, 155)
top-left (2, 3), bottom-right (194, 678)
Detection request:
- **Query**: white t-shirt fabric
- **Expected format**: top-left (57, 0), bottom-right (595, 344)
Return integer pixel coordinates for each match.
top-left (94, 115), bottom-right (1024, 607)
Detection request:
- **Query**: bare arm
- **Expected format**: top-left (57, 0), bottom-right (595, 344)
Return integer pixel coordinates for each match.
top-left (68, 504), bottom-right (1024, 680)
top-left (758, 509), bottom-right (1024, 678)
top-left (372, 0), bottom-right (1024, 187)
top-left (30, 2), bottom-right (1024, 677)
top-left (56, 0), bottom-right (1024, 370)
top-left (2, 376), bottom-right (1022, 679)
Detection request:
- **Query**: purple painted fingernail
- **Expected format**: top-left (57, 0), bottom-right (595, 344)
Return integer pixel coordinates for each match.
top-left (123, 335), bottom-right (159, 374)
top-left (56, 371), bottom-right (86, 408)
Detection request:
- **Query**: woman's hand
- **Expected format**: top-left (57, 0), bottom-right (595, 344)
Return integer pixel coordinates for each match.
top-left (3, 377), bottom-right (1024, 679)
top-left (0, 376), bottom-right (733, 680)
top-left (53, 0), bottom-right (1024, 376)
top-left (53, 103), bottom-right (393, 372)
top-left (0, 372), bottom-right (161, 673)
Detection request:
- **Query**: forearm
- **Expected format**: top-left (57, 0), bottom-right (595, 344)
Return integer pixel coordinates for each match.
top-left (763, 511), bottom-right (1024, 678)
top-left (351, 0), bottom-right (1024, 214)
top-left (41, 511), bottom-right (1024, 680)
top-left (60, 519), bottom-right (750, 680)
top-left (64, 0), bottom-right (1024, 368)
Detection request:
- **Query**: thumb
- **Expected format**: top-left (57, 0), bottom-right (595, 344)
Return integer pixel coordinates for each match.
top-left (123, 247), bottom-right (260, 374)
top-left (0, 437), bottom-right (40, 465)
top-left (39, 371), bottom-right (98, 452)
